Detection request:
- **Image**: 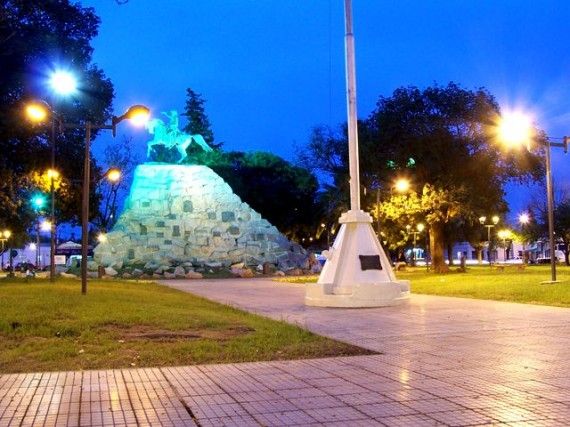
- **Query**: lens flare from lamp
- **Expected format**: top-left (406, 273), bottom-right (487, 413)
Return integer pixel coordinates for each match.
top-left (2, 230), bottom-right (11, 239)
top-left (417, 223), bottom-right (425, 232)
top-left (40, 221), bottom-right (52, 232)
top-left (97, 233), bottom-right (108, 243)
top-left (519, 213), bottom-right (530, 225)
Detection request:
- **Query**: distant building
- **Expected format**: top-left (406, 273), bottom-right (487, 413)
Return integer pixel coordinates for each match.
top-left (2, 241), bottom-right (90, 269)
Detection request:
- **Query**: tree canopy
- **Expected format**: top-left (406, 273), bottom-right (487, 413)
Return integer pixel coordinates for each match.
top-left (182, 88), bottom-right (220, 148)
top-left (0, 0), bottom-right (114, 244)
top-left (186, 150), bottom-right (320, 240)
top-left (301, 83), bottom-right (544, 271)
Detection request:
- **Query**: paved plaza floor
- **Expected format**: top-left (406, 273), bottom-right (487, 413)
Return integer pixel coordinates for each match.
top-left (1, 278), bottom-right (570, 426)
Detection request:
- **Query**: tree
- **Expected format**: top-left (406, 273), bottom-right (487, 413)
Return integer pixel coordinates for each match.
top-left (300, 83), bottom-right (543, 272)
top-left (186, 150), bottom-right (320, 240)
top-left (369, 84), bottom-right (546, 271)
top-left (182, 88), bottom-right (219, 147)
top-left (94, 137), bottom-right (140, 232)
top-left (0, 0), bottom-right (114, 241)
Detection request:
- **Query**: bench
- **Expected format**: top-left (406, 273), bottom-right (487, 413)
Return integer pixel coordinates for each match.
top-left (493, 264), bottom-right (526, 272)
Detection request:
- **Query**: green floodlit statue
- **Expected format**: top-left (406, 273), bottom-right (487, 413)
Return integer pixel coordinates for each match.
top-left (146, 110), bottom-right (212, 163)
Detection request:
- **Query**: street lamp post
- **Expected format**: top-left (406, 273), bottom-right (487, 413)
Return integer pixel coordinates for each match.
top-left (26, 102), bottom-right (150, 294)
top-left (479, 215), bottom-right (499, 265)
top-left (544, 139), bottom-right (557, 281)
top-left (80, 108), bottom-right (149, 295)
top-left (498, 112), bottom-right (568, 282)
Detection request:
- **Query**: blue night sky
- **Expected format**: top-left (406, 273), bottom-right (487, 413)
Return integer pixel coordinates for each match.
top-left (83, 0), bottom-right (570, 220)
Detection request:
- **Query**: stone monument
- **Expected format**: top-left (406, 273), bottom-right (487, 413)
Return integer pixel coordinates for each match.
top-left (94, 111), bottom-right (306, 272)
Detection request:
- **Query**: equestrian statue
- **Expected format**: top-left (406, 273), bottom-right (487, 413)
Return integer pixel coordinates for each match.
top-left (146, 110), bottom-right (212, 163)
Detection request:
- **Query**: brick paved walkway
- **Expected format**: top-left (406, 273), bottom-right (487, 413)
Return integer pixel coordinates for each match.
top-left (1, 278), bottom-right (569, 426)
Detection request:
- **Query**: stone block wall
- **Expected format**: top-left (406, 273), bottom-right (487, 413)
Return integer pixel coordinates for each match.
top-left (94, 164), bottom-right (306, 270)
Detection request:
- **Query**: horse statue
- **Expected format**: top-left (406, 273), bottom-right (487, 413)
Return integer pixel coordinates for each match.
top-left (146, 110), bottom-right (212, 163)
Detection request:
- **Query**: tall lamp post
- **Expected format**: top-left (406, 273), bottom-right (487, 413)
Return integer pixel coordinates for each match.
top-left (27, 70), bottom-right (77, 281)
top-left (498, 112), bottom-right (569, 282)
top-left (25, 101), bottom-right (150, 294)
top-left (479, 215), bottom-right (499, 265)
top-left (410, 223), bottom-right (425, 266)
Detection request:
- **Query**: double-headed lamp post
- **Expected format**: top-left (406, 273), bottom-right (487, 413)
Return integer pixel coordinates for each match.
top-left (25, 101), bottom-right (150, 294)
top-left (479, 215), bottom-right (500, 264)
top-left (498, 112), bottom-right (568, 282)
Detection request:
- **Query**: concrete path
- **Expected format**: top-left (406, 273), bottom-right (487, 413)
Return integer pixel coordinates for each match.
top-left (1, 279), bottom-right (569, 426)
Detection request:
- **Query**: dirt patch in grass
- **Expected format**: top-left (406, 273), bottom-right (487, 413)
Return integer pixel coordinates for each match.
top-left (104, 323), bottom-right (256, 342)
top-left (0, 279), bottom-right (374, 373)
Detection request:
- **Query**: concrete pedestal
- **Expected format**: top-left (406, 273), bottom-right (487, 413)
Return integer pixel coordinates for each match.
top-left (305, 210), bottom-right (410, 307)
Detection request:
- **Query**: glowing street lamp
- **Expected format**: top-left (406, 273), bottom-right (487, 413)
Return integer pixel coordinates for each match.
top-left (497, 111), bottom-right (533, 149)
top-left (49, 70), bottom-right (78, 96)
top-left (519, 213), bottom-right (530, 225)
top-left (394, 178), bottom-right (411, 193)
top-left (518, 212), bottom-right (530, 263)
top-left (100, 167), bottom-right (123, 231)
top-left (25, 101), bottom-right (50, 122)
top-left (106, 168), bottom-right (121, 183)
top-left (497, 111), bottom-right (568, 282)
top-left (32, 194), bottom-right (46, 211)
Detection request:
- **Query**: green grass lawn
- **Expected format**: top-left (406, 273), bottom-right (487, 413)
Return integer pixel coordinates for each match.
top-left (284, 265), bottom-right (570, 308)
top-left (398, 265), bottom-right (570, 307)
top-left (0, 278), bottom-right (371, 373)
